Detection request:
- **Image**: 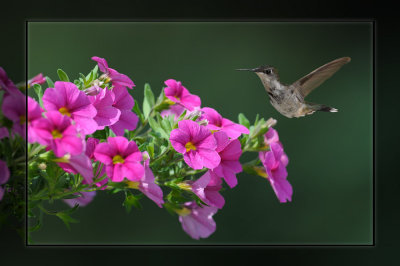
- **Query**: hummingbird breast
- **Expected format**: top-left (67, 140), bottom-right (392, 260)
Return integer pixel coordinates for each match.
top-left (268, 84), bottom-right (305, 118)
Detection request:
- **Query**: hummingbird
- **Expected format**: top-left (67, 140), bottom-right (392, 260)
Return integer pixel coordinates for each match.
top-left (236, 57), bottom-right (351, 118)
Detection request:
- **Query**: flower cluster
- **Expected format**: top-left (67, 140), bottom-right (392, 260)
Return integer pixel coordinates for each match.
top-left (21, 57), bottom-right (294, 242)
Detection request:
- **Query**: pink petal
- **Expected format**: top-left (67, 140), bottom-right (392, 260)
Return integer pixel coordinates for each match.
top-left (107, 136), bottom-right (128, 154)
top-left (109, 110), bottom-right (138, 136)
top-left (221, 118), bottom-right (250, 139)
top-left (93, 143), bottom-right (114, 165)
top-left (112, 86), bottom-right (134, 110)
top-left (184, 151), bottom-right (203, 170)
top-left (0, 160), bottom-right (10, 185)
top-left (63, 191), bottom-right (96, 208)
top-left (122, 162), bottom-right (144, 181)
top-left (170, 128), bottom-right (190, 154)
top-left (91, 56), bottom-right (109, 73)
top-left (198, 149), bottom-right (221, 169)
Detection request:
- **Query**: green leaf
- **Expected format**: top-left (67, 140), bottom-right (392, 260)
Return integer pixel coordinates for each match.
top-left (147, 142), bottom-right (155, 158)
top-left (46, 76), bottom-right (54, 88)
top-left (123, 192), bottom-right (143, 213)
top-left (143, 83), bottom-right (155, 119)
top-left (29, 219), bottom-right (42, 233)
top-left (238, 113), bottom-right (251, 129)
top-left (56, 212), bottom-right (79, 230)
top-left (132, 101), bottom-right (145, 124)
top-left (148, 117), bottom-right (169, 139)
top-left (57, 69), bottom-right (70, 82)
top-left (33, 84), bottom-right (43, 106)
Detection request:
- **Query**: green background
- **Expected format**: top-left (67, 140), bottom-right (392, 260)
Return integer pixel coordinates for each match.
top-left (27, 22), bottom-right (372, 245)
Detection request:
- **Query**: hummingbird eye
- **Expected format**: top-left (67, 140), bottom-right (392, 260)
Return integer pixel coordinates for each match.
top-left (264, 69), bottom-right (272, 75)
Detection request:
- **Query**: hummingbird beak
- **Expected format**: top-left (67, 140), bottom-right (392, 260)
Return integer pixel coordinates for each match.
top-left (235, 68), bottom-right (258, 72)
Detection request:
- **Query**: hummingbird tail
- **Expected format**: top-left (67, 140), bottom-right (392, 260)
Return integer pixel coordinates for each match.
top-left (316, 105), bottom-right (338, 113)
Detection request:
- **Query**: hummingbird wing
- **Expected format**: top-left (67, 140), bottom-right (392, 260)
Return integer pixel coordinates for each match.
top-left (292, 57), bottom-right (351, 98)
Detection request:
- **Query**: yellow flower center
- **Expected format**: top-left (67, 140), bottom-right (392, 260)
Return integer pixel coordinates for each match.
top-left (59, 107), bottom-right (71, 117)
top-left (210, 129), bottom-right (219, 134)
top-left (104, 77), bottom-right (111, 84)
top-left (185, 142), bottom-right (197, 152)
top-left (53, 154), bottom-right (71, 163)
top-left (174, 96), bottom-right (181, 101)
top-left (51, 129), bottom-right (63, 139)
top-left (19, 115), bottom-right (26, 125)
top-left (177, 182), bottom-right (192, 191)
top-left (126, 181), bottom-right (140, 189)
top-left (164, 99), bottom-right (176, 105)
top-left (112, 155), bottom-right (125, 164)
top-left (175, 207), bottom-right (191, 217)
top-left (254, 166), bottom-right (268, 178)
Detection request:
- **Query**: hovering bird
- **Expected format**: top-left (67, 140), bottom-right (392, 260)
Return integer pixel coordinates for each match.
top-left (236, 57), bottom-right (351, 118)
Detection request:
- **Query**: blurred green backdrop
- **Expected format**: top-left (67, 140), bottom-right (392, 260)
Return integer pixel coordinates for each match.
top-left (27, 22), bottom-right (372, 245)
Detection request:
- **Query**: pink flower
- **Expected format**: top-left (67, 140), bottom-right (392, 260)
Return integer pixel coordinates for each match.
top-left (0, 160), bottom-right (10, 201)
top-left (178, 201), bottom-right (218, 240)
top-left (212, 131), bottom-right (243, 188)
top-left (0, 127), bottom-right (9, 140)
top-left (127, 152), bottom-right (164, 208)
top-left (109, 86), bottom-right (138, 136)
top-left (42, 81), bottom-right (97, 135)
top-left (89, 88), bottom-right (121, 130)
top-left (93, 136), bottom-right (144, 182)
top-left (31, 111), bottom-right (84, 157)
top-left (85, 137), bottom-right (100, 159)
top-left (161, 104), bottom-right (185, 120)
top-left (1, 89), bottom-right (26, 138)
top-left (259, 128), bottom-right (292, 203)
top-left (191, 170), bottom-right (225, 209)
top-left (201, 107), bottom-right (249, 139)
top-left (56, 153), bottom-right (94, 184)
top-left (85, 137), bottom-right (108, 189)
top-left (28, 73), bottom-right (46, 87)
top-left (164, 79), bottom-right (201, 111)
top-left (170, 120), bottom-right (220, 170)
top-left (92, 56), bottom-right (135, 89)
top-left (27, 97), bottom-right (44, 143)
top-left (0, 67), bottom-right (19, 94)
top-left (63, 191), bottom-right (96, 208)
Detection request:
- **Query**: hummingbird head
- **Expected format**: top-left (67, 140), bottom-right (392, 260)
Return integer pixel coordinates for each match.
top-left (236, 65), bottom-right (279, 83)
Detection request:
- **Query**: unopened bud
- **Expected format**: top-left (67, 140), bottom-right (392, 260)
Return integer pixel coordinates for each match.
top-left (198, 119), bottom-right (209, 126)
top-left (38, 163), bottom-right (47, 170)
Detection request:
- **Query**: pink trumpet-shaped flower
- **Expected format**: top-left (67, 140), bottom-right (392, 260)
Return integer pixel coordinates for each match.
top-left (42, 81), bottom-right (97, 135)
top-left (28, 96), bottom-right (43, 143)
top-left (170, 120), bottom-right (220, 170)
top-left (57, 153), bottom-right (94, 184)
top-left (164, 79), bottom-right (201, 111)
top-left (201, 107), bottom-right (249, 139)
top-left (212, 131), bottom-right (243, 188)
top-left (0, 67), bottom-right (19, 94)
top-left (161, 103), bottom-right (186, 120)
top-left (0, 159), bottom-right (10, 201)
top-left (28, 73), bottom-right (46, 87)
top-left (127, 152), bottom-right (164, 208)
top-left (109, 86), bottom-right (138, 136)
top-left (259, 127), bottom-right (292, 203)
top-left (89, 88), bottom-right (121, 130)
top-left (0, 127), bottom-right (9, 140)
top-left (31, 111), bottom-right (84, 157)
top-left (63, 191), bottom-right (96, 208)
top-left (92, 56), bottom-right (135, 89)
top-left (191, 170), bottom-right (225, 209)
top-left (85, 137), bottom-right (108, 189)
top-left (93, 136), bottom-right (144, 182)
top-left (1, 89), bottom-right (26, 138)
top-left (178, 201), bottom-right (218, 240)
